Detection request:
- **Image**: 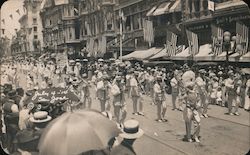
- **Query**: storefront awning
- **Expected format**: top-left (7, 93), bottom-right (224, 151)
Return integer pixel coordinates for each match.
top-left (143, 60), bottom-right (173, 66)
top-left (146, 6), bottom-right (157, 16)
top-left (149, 48), bottom-right (167, 60)
top-left (171, 47), bottom-right (191, 60)
top-left (54, 0), bottom-right (69, 5)
top-left (240, 52), bottom-right (250, 62)
top-left (152, 2), bottom-right (171, 16)
top-left (169, 0), bottom-right (181, 13)
top-left (229, 52), bottom-right (241, 62)
top-left (215, 0), bottom-right (248, 10)
top-left (122, 47), bottom-right (162, 61)
top-left (194, 44), bottom-right (214, 61)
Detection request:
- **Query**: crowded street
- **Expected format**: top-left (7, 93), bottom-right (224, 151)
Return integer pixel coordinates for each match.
top-left (1, 0), bottom-right (250, 155)
top-left (1, 58), bottom-right (250, 155)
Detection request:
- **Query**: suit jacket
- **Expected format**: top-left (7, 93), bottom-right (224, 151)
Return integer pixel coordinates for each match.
top-left (110, 141), bottom-right (136, 155)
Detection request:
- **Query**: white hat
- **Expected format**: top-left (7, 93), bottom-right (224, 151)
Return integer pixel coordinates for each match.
top-left (30, 111), bottom-right (52, 123)
top-left (120, 119), bottom-right (144, 139)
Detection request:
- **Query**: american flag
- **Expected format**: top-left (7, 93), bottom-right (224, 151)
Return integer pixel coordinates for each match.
top-left (186, 29), bottom-right (199, 56)
top-left (166, 30), bottom-right (177, 56)
top-left (211, 24), bottom-right (224, 56)
top-left (236, 21), bottom-right (249, 55)
top-left (143, 19), bottom-right (154, 46)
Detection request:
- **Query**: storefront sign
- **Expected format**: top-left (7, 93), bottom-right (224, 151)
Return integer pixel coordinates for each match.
top-left (215, 14), bottom-right (250, 25)
top-left (188, 24), bottom-right (210, 31)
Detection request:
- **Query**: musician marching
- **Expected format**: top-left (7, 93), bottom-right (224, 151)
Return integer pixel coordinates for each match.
top-left (111, 73), bottom-right (127, 128)
top-left (154, 76), bottom-right (167, 122)
top-left (130, 71), bottom-right (144, 116)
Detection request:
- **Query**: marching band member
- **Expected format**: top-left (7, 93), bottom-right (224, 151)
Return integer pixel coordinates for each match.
top-left (154, 76), bottom-right (167, 122)
top-left (225, 71), bottom-right (236, 115)
top-left (170, 72), bottom-right (179, 111)
top-left (111, 73), bottom-right (127, 128)
top-left (130, 71), bottom-right (144, 116)
top-left (96, 74), bottom-right (111, 112)
top-left (196, 70), bottom-right (208, 118)
top-left (183, 83), bottom-right (201, 143)
top-left (81, 74), bottom-right (92, 109)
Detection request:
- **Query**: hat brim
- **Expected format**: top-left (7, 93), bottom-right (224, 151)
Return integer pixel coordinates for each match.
top-left (120, 128), bottom-right (144, 139)
top-left (30, 116), bottom-right (52, 123)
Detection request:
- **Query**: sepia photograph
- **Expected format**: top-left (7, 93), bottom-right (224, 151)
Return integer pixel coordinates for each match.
top-left (0, 0), bottom-right (249, 154)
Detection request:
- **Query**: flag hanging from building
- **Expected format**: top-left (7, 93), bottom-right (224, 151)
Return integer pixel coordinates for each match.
top-left (165, 30), bottom-right (177, 56)
top-left (119, 10), bottom-right (126, 22)
top-left (208, 0), bottom-right (215, 11)
top-left (186, 29), bottom-right (199, 56)
top-left (211, 24), bottom-right (224, 56)
top-left (143, 19), bottom-right (154, 45)
top-left (236, 21), bottom-right (249, 55)
top-left (85, 21), bottom-right (91, 36)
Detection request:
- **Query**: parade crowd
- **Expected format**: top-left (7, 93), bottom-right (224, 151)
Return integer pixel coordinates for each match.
top-left (1, 57), bottom-right (250, 155)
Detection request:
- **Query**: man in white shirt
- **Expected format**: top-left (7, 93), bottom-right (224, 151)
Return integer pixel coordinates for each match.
top-left (170, 74), bottom-right (179, 111)
top-left (225, 71), bottom-right (236, 115)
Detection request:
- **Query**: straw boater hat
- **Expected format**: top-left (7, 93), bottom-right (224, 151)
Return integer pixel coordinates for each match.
top-left (120, 119), bottom-right (144, 139)
top-left (30, 111), bottom-right (52, 124)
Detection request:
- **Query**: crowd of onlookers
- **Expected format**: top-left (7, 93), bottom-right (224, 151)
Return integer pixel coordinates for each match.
top-left (1, 57), bottom-right (250, 154)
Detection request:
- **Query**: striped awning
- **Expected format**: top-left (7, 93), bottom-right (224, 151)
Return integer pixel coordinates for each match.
top-left (152, 2), bottom-right (172, 16)
top-left (240, 52), bottom-right (250, 62)
top-left (149, 48), bottom-right (167, 60)
top-left (171, 47), bottom-right (191, 60)
top-left (194, 44), bottom-right (214, 61)
top-left (169, 0), bottom-right (181, 12)
top-left (146, 6), bottom-right (157, 16)
top-left (122, 47), bottom-right (162, 61)
top-left (54, 0), bottom-right (69, 5)
top-left (215, 0), bottom-right (247, 10)
top-left (229, 52), bottom-right (241, 62)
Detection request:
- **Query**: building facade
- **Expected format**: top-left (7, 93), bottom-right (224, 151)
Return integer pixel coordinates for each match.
top-left (78, 0), bottom-right (116, 58)
top-left (40, 0), bottom-right (82, 59)
top-left (39, 0), bottom-right (249, 59)
top-left (17, 0), bottom-right (44, 56)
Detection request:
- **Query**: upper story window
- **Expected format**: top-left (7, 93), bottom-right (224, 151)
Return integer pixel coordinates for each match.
top-left (33, 18), bottom-right (37, 24)
top-left (33, 26), bottom-right (37, 32)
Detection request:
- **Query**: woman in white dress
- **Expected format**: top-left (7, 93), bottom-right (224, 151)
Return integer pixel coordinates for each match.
top-left (244, 78), bottom-right (250, 111)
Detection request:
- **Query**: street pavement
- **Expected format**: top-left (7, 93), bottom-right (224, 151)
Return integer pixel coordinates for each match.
top-left (17, 72), bottom-right (250, 155)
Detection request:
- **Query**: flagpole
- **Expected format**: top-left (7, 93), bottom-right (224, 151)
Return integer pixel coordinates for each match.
top-left (119, 9), bottom-right (123, 62)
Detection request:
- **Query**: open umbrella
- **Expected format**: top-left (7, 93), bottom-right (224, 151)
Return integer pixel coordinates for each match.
top-left (38, 110), bottom-right (121, 155)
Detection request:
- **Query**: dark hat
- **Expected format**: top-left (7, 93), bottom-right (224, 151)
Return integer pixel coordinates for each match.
top-left (8, 90), bottom-right (17, 97)
top-left (3, 84), bottom-right (12, 93)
